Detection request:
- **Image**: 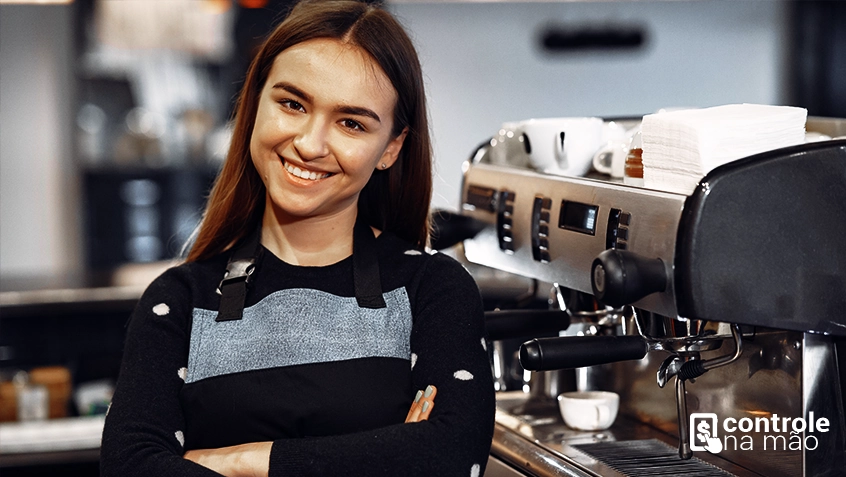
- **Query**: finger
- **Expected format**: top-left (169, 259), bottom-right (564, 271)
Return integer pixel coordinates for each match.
top-left (423, 384), bottom-right (437, 401)
top-left (416, 385), bottom-right (438, 422)
top-left (404, 390), bottom-right (423, 423)
top-left (417, 400), bottom-right (434, 421)
top-left (408, 402), bottom-right (423, 423)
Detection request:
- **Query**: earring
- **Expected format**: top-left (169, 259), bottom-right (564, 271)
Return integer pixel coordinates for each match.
top-left (380, 163), bottom-right (388, 170)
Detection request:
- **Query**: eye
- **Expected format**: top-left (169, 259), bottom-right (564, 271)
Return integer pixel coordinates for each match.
top-left (277, 99), bottom-right (305, 112)
top-left (340, 118), bottom-right (365, 132)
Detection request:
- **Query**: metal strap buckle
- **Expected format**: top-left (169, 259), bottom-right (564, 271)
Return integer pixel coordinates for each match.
top-left (215, 258), bottom-right (256, 295)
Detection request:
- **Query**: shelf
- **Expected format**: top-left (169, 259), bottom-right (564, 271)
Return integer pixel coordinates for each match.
top-left (0, 415), bottom-right (105, 456)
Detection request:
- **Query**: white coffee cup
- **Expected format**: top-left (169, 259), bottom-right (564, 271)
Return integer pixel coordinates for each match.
top-left (514, 117), bottom-right (604, 176)
top-left (592, 141), bottom-right (629, 179)
top-left (488, 122), bottom-right (530, 169)
top-left (558, 391), bottom-right (620, 431)
top-left (592, 123), bottom-right (639, 179)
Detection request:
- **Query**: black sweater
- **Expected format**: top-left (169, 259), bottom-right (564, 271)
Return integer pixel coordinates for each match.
top-left (100, 232), bottom-right (496, 476)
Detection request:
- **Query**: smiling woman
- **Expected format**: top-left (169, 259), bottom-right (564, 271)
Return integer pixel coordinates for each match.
top-left (250, 38), bottom-right (408, 263)
top-left (99, 1), bottom-right (495, 477)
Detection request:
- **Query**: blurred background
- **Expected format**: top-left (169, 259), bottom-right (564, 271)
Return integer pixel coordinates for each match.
top-left (0, 0), bottom-right (844, 474)
top-left (2, 0), bottom-right (845, 282)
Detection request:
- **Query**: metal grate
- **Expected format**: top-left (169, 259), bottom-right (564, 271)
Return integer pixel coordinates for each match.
top-left (573, 439), bottom-right (738, 477)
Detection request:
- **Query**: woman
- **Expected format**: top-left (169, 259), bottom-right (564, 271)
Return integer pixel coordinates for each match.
top-left (100, 1), bottom-right (496, 476)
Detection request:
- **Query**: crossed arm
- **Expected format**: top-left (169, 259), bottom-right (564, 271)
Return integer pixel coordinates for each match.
top-left (101, 258), bottom-right (495, 477)
top-left (183, 385), bottom-right (438, 476)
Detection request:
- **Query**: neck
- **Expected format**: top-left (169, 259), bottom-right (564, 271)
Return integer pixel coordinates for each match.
top-left (260, 204), bottom-right (358, 267)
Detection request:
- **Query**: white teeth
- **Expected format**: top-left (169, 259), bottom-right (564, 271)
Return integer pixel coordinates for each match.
top-left (283, 160), bottom-right (330, 181)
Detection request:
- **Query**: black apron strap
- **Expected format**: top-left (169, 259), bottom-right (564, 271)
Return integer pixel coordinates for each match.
top-left (215, 229), bottom-right (261, 322)
top-left (215, 216), bottom-right (385, 321)
top-left (353, 219), bottom-right (386, 309)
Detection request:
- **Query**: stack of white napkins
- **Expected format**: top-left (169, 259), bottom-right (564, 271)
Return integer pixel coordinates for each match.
top-left (641, 104), bottom-right (807, 195)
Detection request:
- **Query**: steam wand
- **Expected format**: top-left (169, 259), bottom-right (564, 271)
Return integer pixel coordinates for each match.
top-left (657, 324), bottom-right (743, 459)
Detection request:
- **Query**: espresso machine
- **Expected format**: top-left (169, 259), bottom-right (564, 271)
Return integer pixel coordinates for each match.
top-left (463, 120), bottom-right (846, 477)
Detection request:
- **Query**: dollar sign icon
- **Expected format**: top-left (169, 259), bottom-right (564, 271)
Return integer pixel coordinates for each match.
top-left (690, 413), bottom-right (719, 452)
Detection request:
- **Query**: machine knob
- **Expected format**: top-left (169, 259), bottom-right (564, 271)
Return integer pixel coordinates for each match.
top-left (591, 249), bottom-right (667, 307)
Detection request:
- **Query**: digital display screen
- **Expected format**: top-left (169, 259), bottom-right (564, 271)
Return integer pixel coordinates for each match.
top-left (558, 200), bottom-right (599, 235)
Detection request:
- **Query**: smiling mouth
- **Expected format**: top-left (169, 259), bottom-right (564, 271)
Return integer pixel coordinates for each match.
top-left (282, 159), bottom-right (333, 181)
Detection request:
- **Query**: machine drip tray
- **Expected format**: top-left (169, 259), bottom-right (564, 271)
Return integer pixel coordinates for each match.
top-left (492, 392), bottom-right (760, 477)
top-left (573, 439), bottom-right (737, 477)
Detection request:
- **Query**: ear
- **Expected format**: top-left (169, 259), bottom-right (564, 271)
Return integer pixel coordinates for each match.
top-left (377, 127), bottom-right (409, 170)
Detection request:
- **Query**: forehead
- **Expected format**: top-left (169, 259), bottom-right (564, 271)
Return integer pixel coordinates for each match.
top-left (265, 38), bottom-right (397, 113)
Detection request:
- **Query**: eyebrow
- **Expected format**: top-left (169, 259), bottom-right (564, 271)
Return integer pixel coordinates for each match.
top-left (271, 81), bottom-right (382, 124)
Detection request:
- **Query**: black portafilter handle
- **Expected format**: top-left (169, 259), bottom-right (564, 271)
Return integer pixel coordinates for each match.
top-left (591, 249), bottom-right (668, 308)
top-left (520, 335), bottom-right (649, 371)
top-left (485, 310), bottom-right (570, 341)
top-left (429, 210), bottom-right (488, 251)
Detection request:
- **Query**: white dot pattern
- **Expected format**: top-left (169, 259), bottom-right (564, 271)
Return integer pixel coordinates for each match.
top-left (152, 303), bottom-right (170, 316)
top-left (175, 430), bottom-right (184, 447)
top-left (480, 337), bottom-right (487, 351)
top-left (470, 463), bottom-right (481, 477)
top-left (177, 367), bottom-right (188, 381)
top-left (454, 370), bottom-right (474, 381)
top-left (404, 249), bottom-right (422, 256)
top-left (410, 353), bottom-right (418, 369)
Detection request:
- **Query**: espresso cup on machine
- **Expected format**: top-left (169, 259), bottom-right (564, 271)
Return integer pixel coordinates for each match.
top-left (516, 117), bottom-right (604, 176)
top-left (558, 391), bottom-right (620, 431)
top-left (592, 142), bottom-right (628, 179)
top-left (488, 121), bottom-right (530, 168)
top-left (592, 123), bottom-right (637, 179)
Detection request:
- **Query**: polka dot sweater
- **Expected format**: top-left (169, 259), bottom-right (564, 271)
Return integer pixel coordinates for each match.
top-left (100, 231), bottom-right (496, 476)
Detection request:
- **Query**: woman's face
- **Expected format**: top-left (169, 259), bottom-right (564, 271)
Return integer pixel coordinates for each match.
top-left (250, 38), bottom-right (407, 223)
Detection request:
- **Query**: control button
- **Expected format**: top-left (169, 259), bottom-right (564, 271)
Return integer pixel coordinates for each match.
top-left (619, 212), bottom-right (631, 226)
top-left (608, 209), bottom-right (621, 222)
top-left (540, 251), bottom-right (551, 263)
top-left (497, 190), bottom-right (516, 253)
top-left (531, 195), bottom-right (552, 262)
top-left (605, 208), bottom-right (622, 250)
top-left (616, 240), bottom-right (627, 250)
top-left (465, 185), bottom-right (497, 212)
top-left (617, 228), bottom-right (629, 240)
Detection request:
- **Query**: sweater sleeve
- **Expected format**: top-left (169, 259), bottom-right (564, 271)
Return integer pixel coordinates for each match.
top-left (100, 268), bottom-right (223, 477)
top-left (268, 253), bottom-right (496, 477)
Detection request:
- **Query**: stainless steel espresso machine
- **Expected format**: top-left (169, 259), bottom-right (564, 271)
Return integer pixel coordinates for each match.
top-left (464, 120), bottom-right (846, 477)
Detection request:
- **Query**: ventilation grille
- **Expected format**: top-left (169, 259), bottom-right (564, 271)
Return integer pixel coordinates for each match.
top-left (573, 439), bottom-right (738, 477)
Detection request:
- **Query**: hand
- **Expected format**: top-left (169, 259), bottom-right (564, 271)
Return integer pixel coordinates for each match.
top-left (184, 441), bottom-right (272, 477)
top-left (405, 385), bottom-right (437, 423)
top-left (705, 437), bottom-right (723, 454)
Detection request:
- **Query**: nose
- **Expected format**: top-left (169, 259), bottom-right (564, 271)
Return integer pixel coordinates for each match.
top-left (292, 116), bottom-right (330, 161)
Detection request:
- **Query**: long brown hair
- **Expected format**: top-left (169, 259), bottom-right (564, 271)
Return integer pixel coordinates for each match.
top-left (187, 0), bottom-right (432, 262)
